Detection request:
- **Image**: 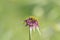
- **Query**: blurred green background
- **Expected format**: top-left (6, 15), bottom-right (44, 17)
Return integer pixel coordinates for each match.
top-left (0, 0), bottom-right (60, 40)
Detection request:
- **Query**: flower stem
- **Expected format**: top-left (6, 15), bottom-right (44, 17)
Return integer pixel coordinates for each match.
top-left (29, 28), bottom-right (31, 40)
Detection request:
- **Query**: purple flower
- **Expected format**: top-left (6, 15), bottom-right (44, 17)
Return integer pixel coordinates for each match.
top-left (25, 16), bottom-right (41, 36)
top-left (25, 17), bottom-right (38, 27)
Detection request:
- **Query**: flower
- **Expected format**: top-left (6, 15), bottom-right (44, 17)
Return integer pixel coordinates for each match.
top-left (25, 16), bottom-right (41, 36)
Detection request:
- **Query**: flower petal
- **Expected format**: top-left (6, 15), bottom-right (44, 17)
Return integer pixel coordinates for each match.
top-left (36, 27), bottom-right (41, 36)
top-left (33, 26), bottom-right (35, 32)
top-left (30, 27), bottom-right (33, 36)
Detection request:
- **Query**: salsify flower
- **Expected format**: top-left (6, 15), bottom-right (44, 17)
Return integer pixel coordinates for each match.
top-left (25, 16), bottom-right (41, 40)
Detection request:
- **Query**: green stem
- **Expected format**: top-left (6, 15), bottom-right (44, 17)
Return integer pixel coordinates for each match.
top-left (29, 28), bottom-right (31, 40)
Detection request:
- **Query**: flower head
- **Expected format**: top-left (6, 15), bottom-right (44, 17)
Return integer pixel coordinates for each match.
top-left (25, 16), bottom-right (38, 27)
top-left (25, 16), bottom-right (41, 36)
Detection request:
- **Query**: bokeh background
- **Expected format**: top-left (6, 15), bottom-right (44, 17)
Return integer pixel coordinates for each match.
top-left (0, 0), bottom-right (60, 40)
